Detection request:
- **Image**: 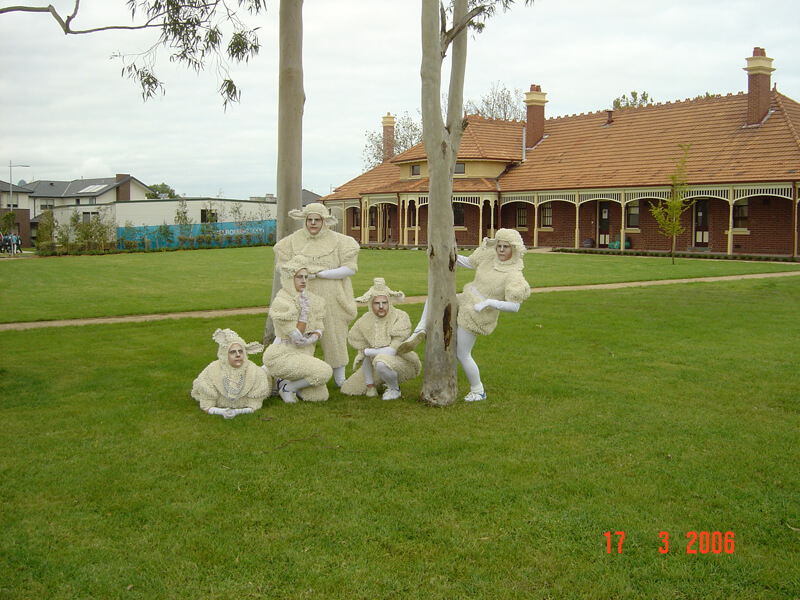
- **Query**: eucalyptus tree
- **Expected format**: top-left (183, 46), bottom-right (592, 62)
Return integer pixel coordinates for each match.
top-left (419, 0), bottom-right (532, 406)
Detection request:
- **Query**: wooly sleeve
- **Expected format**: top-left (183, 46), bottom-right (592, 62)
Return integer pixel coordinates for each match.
top-left (191, 364), bottom-right (219, 410)
top-left (504, 271), bottom-right (532, 304)
top-left (468, 243), bottom-right (495, 269)
top-left (337, 233), bottom-right (360, 272)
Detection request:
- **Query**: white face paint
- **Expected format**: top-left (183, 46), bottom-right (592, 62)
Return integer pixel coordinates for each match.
top-left (371, 295), bottom-right (390, 318)
top-left (305, 214), bottom-right (323, 235)
top-left (294, 268), bottom-right (309, 292)
top-left (495, 241), bottom-right (513, 262)
top-left (228, 343), bottom-right (245, 368)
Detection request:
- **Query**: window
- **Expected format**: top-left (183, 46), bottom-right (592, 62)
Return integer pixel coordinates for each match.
top-left (369, 207), bottom-right (377, 228)
top-left (516, 206), bottom-right (527, 228)
top-left (82, 211), bottom-right (97, 223)
top-left (453, 204), bottom-right (465, 227)
top-left (733, 201), bottom-right (748, 229)
top-left (352, 208), bottom-right (361, 228)
top-left (407, 201), bottom-right (417, 227)
top-left (540, 202), bottom-right (552, 227)
top-left (201, 209), bottom-right (218, 223)
top-left (454, 162), bottom-right (465, 174)
top-left (411, 164), bottom-right (421, 176)
top-left (626, 201), bottom-right (639, 228)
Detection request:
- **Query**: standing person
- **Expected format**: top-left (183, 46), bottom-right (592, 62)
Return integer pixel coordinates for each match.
top-left (398, 228), bottom-right (531, 402)
top-left (191, 328), bottom-right (271, 419)
top-left (273, 202), bottom-right (359, 387)
top-left (341, 278), bottom-right (421, 401)
top-left (262, 254), bottom-right (333, 403)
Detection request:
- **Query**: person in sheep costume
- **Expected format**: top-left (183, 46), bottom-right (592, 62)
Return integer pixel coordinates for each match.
top-left (191, 328), bottom-right (271, 418)
top-left (262, 254), bottom-right (333, 403)
top-left (273, 202), bottom-right (360, 387)
top-left (398, 228), bottom-right (531, 402)
top-left (340, 278), bottom-right (422, 401)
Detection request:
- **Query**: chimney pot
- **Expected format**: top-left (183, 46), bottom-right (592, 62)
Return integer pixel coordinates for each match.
top-left (606, 110), bottom-right (614, 125)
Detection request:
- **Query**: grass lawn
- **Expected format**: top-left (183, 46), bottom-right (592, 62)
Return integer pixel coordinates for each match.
top-left (1, 275), bottom-right (798, 598)
top-left (1, 247), bottom-right (800, 323)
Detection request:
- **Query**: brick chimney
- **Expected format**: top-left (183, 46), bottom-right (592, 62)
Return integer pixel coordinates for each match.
top-left (381, 113), bottom-right (396, 162)
top-left (525, 84), bottom-right (547, 147)
top-left (744, 47), bottom-right (774, 125)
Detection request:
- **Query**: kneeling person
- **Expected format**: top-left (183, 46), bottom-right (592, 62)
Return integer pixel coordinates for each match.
top-left (191, 328), bottom-right (271, 418)
top-left (341, 278), bottom-right (421, 400)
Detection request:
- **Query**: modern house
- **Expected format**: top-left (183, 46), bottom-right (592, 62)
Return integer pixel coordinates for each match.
top-left (323, 48), bottom-right (800, 257)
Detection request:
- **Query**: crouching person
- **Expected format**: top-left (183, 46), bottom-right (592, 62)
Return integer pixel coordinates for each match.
top-left (262, 255), bottom-right (333, 403)
top-left (192, 328), bottom-right (271, 418)
top-left (341, 278), bottom-right (421, 400)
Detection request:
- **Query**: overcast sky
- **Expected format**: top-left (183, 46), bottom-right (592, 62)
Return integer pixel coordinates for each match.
top-left (1, 0), bottom-right (799, 199)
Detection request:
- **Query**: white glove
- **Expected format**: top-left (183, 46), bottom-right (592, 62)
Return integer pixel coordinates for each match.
top-left (207, 407), bottom-right (236, 419)
top-left (289, 328), bottom-right (305, 344)
top-left (364, 346), bottom-right (397, 357)
top-left (474, 299), bottom-right (521, 313)
top-left (297, 291), bottom-right (311, 323)
top-left (298, 332), bottom-right (319, 347)
top-left (316, 266), bottom-right (356, 280)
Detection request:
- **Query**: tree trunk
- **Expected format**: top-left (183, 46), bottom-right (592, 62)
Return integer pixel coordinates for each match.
top-left (419, 0), bottom-right (469, 406)
top-left (264, 0), bottom-right (305, 345)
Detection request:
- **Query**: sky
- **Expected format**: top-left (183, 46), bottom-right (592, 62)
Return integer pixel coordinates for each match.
top-left (1, 0), bottom-right (799, 200)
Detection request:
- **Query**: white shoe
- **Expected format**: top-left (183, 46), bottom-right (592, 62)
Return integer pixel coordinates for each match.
top-left (278, 381), bottom-right (298, 404)
top-left (382, 388), bottom-right (402, 401)
top-left (397, 329), bottom-right (425, 354)
top-left (464, 390), bottom-right (486, 402)
top-left (366, 386), bottom-right (378, 398)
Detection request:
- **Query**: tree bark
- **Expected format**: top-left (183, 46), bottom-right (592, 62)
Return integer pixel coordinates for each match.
top-left (264, 0), bottom-right (305, 344)
top-left (419, 0), bottom-right (469, 406)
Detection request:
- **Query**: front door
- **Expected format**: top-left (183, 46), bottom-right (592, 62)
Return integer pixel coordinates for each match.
top-left (694, 200), bottom-right (709, 248)
top-left (598, 202), bottom-right (610, 247)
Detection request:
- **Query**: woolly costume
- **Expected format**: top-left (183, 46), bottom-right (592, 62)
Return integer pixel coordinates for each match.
top-left (262, 255), bottom-right (333, 402)
top-left (340, 278), bottom-right (421, 398)
top-left (191, 328), bottom-right (271, 416)
top-left (273, 202), bottom-right (359, 377)
top-left (456, 228), bottom-right (531, 337)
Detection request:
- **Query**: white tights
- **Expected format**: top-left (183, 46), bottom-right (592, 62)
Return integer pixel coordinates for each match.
top-left (455, 327), bottom-right (483, 393)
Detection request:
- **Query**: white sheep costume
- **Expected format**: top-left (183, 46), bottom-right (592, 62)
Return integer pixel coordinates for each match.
top-left (340, 278), bottom-right (422, 397)
top-left (191, 328), bottom-right (271, 415)
top-left (262, 254), bottom-right (333, 402)
top-left (457, 228), bottom-right (531, 337)
top-left (273, 202), bottom-right (359, 381)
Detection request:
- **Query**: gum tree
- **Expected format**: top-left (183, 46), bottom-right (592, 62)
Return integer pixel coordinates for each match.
top-left (419, 0), bottom-right (532, 406)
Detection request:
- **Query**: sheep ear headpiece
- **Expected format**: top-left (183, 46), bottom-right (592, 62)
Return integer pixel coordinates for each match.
top-left (212, 328), bottom-right (264, 362)
top-left (288, 202), bottom-right (338, 226)
top-left (355, 277), bottom-right (405, 305)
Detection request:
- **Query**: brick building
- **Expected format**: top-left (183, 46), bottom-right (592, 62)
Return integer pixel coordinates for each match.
top-left (323, 48), bottom-right (800, 257)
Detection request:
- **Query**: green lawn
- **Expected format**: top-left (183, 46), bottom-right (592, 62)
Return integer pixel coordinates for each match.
top-left (1, 275), bottom-right (798, 598)
top-left (1, 247), bottom-right (800, 323)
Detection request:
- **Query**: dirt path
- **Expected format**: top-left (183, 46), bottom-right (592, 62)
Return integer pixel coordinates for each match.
top-left (2, 270), bottom-right (799, 332)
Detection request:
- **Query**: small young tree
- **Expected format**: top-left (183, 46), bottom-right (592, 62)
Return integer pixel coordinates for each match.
top-left (35, 209), bottom-right (56, 254)
top-left (649, 143), bottom-right (693, 264)
top-left (157, 221), bottom-right (174, 249)
top-left (174, 198), bottom-right (194, 248)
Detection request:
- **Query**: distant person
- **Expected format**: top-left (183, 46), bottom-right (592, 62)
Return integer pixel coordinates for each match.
top-left (272, 202), bottom-right (359, 387)
top-left (191, 328), bottom-right (271, 418)
top-left (262, 254), bottom-right (333, 403)
top-left (398, 229), bottom-right (531, 402)
top-left (341, 278), bottom-right (421, 401)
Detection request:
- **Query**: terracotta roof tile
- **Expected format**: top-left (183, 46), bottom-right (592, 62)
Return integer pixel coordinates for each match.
top-left (500, 91), bottom-right (800, 191)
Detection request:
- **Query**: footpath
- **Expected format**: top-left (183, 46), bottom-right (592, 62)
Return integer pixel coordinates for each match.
top-left (2, 270), bottom-right (799, 332)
